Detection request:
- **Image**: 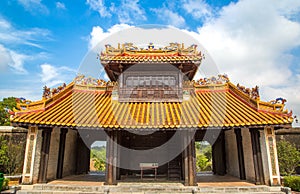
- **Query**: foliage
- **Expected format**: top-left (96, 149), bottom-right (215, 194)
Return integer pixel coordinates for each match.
top-left (2, 178), bottom-right (9, 191)
top-left (90, 146), bottom-right (106, 171)
top-left (204, 146), bottom-right (212, 162)
top-left (277, 140), bottom-right (300, 176)
top-left (196, 154), bottom-right (212, 171)
top-left (284, 176), bottom-right (300, 191)
top-left (0, 97), bottom-right (16, 126)
top-left (0, 136), bottom-right (23, 175)
top-left (195, 141), bottom-right (212, 172)
top-left (5, 142), bottom-right (23, 175)
top-left (0, 137), bottom-right (9, 173)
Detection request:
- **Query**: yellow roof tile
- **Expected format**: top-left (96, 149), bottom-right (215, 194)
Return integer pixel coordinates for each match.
top-left (12, 84), bottom-right (292, 129)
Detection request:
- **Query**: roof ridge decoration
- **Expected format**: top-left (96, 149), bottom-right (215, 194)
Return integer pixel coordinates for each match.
top-left (195, 74), bottom-right (230, 86)
top-left (43, 83), bottom-right (67, 99)
top-left (236, 83), bottom-right (259, 100)
top-left (270, 97), bottom-right (287, 105)
top-left (13, 82), bottom-right (71, 113)
top-left (101, 42), bottom-right (202, 56)
top-left (73, 74), bottom-right (117, 87)
top-left (74, 74), bottom-right (107, 86)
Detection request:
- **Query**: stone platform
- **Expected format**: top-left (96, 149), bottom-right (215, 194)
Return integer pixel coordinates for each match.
top-left (16, 183), bottom-right (286, 194)
top-left (16, 174), bottom-right (288, 194)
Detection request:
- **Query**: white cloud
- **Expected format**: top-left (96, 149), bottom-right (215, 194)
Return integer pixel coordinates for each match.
top-left (193, 0), bottom-right (300, 87)
top-left (151, 8), bottom-right (185, 28)
top-left (40, 63), bottom-right (60, 85)
top-left (0, 45), bottom-right (12, 71)
top-left (183, 0), bottom-right (300, 126)
top-left (86, 0), bottom-right (146, 24)
top-left (40, 63), bottom-right (76, 87)
top-left (56, 2), bottom-right (66, 10)
top-left (0, 19), bottom-right (11, 29)
top-left (9, 51), bottom-right (28, 74)
top-left (0, 18), bottom-right (51, 74)
top-left (86, 0), bottom-right (112, 17)
top-left (116, 0), bottom-right (146, 24)
top-left (0, 44), bottom-right (28, 74)
top-left (181, 0), bottom-right (213, 21)
top-left (0, 17), bottom-right (51, 48)
top-left (17, 0), bottom-right (49, 14)
top-left (89, 24), bottom-right (132, 49)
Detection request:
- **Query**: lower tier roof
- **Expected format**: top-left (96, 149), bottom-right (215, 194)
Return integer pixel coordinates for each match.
top-left (11, 85), bottom-right (292, 129)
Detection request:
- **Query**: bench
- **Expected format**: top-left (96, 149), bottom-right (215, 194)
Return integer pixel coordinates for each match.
top-left (139, 163), bottom-right (158, 180)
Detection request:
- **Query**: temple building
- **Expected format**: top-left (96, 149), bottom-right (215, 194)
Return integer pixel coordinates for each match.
top-left (11, 43), bottom-right (293, 186)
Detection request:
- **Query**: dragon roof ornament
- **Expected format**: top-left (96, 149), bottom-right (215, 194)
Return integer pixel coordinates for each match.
top-left (101, 42), bottom-right (202, 56)
top-left (73, 74), bottom-right (116, 87)
top-left (236, 83), bottom-right (259, 100)
top-left (195, 74), bottom-right (230, 86)
top-left (43, 83), bottom-right (67, 99)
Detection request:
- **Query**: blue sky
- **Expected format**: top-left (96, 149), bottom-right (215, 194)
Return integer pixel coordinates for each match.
top-left (0, 0), bottom-right (300, 126)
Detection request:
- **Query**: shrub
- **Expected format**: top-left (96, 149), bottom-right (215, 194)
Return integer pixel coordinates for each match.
top-left (284, 176), bottom-right (300, 191)
top-left (277, 140), bottom-right (300, 176)
top-left (0, 136), bottom-right (23, 175)
top-left (196, 154), bottom-right (212, 171)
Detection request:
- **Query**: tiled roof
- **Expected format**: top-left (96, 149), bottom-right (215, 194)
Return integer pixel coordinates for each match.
top-left (11, 82), bottom-right (292, 129)
top-left (99, 43), bottom-right (204, 81)
top-left (100, 55), bottom-right (202, 64)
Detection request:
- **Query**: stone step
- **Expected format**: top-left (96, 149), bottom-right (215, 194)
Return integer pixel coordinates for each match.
top-left (16, 191), bottom-right (285, 194)
top-left (17, 184), bottom-right (286, 194)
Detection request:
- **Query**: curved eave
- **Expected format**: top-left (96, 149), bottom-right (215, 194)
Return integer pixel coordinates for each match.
top-left (11, 87), bottom-right (293, 130)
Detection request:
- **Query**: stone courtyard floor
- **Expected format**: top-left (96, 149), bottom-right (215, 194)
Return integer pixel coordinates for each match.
top-left (47, 173), bottom-right (255, 187)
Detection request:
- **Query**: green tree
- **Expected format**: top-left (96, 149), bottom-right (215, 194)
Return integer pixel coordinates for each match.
top-left (90, 147), bottom-right (106, 171)
top-left (203, 146), bottom-right (212, 162)
top-left (0, 97), bottom-right (17, 126)
top-left (195, 141), bottom-right (212, 172)
top-left (277, 140), bottom-right (300, 176)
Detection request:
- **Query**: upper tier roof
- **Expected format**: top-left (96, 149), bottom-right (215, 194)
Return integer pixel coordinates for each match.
top-left (100, 43), bottom-right (203, 81)
top-left (11, 75), bottom-right (293, 129)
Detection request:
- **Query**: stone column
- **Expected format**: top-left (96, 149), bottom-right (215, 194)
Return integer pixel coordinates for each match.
top-left (106, 130), bottom-right (114, 185)
top-left (235, 128), bottom-right (246, 180)
top-left (22, 126), bottom-right (42, 184)
top-left (56, 128), bottom-right (68, 179)
top-left (212, 131), bottom-right (226, 176)
top-left (75, 134), bottom-right (89, 175)
top-left (38, 127), bottom-right (53, 183)
top-left (191, 131), bottom-right (197, 186)
top-left (187, 130), bottom-right (196, 186)
top-left (241, 128), bottom-right (255, 182)
top-left (113, 131), bottom-right (118, 183)
top-left (116, 131), bottom-right (121, 180)
top-left (250, 128), bottom-right (264, 185)
top-left (85, 143), bottom-right (91, 174)
top-left (261, 126), bottom-right (281, 186)
top-left (183, 131), bottom-right (189, 186)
